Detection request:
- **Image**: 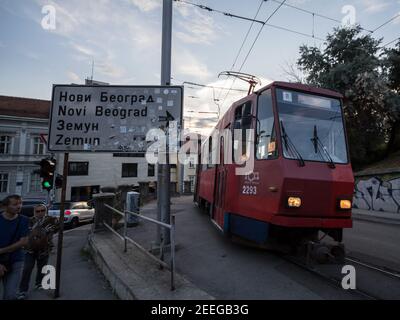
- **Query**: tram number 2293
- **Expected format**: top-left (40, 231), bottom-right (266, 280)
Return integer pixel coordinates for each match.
top-left (242, 185), bottom-right (257, 195)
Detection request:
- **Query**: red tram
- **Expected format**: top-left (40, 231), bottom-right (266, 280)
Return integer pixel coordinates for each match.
top-left (194, 81), bottom-right (353, 249)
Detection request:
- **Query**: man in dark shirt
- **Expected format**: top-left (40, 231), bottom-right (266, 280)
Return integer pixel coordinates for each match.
top-left (0, 194), bottom-right (29, 300)
top-left (18, 204), bottom-right (58, 299)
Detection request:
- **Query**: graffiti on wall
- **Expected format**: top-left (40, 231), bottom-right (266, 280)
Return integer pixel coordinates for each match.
top-left (353, 176), bottom-right (400, 213)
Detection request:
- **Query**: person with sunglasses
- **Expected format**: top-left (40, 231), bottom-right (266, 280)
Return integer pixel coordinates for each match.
top-left (17, 204), bottom-right (58, 300)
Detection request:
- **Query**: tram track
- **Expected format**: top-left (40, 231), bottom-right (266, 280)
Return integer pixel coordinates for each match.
top-left (344, 256), bottom-right (400, 280)
top-left (281, 254), bottom-right (378, 300)
top-left (281, 252), bottom-right (400, 300)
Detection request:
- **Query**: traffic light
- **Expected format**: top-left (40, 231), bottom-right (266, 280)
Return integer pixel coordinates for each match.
top-left (38, 158), bottom-right (56, 191)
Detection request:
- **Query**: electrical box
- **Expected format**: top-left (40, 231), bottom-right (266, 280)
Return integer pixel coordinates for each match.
top-left (126, 191), bottom-right (140, 226)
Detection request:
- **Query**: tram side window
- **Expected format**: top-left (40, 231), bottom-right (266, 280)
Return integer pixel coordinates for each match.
top-left (207, 136), bottom-right (215, 168)
top-left (200, 144), bottom-right (208, 171)
top-left (256, 90), bottom-right (277, 159)
top-left (233, 101), bottom-right (252, 161)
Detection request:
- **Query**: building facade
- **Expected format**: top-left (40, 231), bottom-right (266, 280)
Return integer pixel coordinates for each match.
top-left (0, 95), bottom-right (182, 202)
top-left (0, 96), bottom-right (52, 201)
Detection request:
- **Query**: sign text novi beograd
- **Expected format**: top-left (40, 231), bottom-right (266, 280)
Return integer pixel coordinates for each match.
top-left (48, 85), bottom-right (183, 152)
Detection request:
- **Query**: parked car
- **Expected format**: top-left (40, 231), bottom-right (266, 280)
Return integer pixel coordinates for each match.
top-left (21, 199), bottom-right (47, 217)
top-left (48, 201), bottom-right (95, 228)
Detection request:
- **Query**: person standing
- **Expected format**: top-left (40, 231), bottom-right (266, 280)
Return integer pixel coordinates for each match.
top-left (0, 194), bottom-right (29, 300)
top-left (18, 204), bottom-right (58, 299)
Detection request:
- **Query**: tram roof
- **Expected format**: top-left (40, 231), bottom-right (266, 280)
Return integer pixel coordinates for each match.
top-left (255, 81), bottom-right (343, 99)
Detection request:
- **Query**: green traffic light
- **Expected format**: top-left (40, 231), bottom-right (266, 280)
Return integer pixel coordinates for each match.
top-left (43, 181), bottom-right (52, 188)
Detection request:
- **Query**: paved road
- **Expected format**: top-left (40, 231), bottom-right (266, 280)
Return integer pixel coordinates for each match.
top-left (1, 224), bottom-right (116, 300)
top-left (126, 197), bottom-right (360, 300)
top-left (344, 219), bottom-right (400, 271)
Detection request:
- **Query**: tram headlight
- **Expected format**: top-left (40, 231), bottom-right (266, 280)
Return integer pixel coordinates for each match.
top-left (339, 199), bottom-right (352, 210)
top-left (288, 197), bottom-right (301, 208)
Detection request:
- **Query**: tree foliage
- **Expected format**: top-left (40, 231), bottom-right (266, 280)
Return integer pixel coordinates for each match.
top-left (297, 26), bottom-right (400, 168)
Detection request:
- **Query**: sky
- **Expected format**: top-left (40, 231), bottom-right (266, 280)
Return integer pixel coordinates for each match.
top-left (1, 0), bottom-right (400, 135)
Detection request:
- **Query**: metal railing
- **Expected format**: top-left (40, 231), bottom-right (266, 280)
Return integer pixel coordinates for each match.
top-left (103, 203), bottom-right (176, 290)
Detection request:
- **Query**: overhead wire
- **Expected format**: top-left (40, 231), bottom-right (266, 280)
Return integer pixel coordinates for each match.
top-left (371, 13), bottom-right (400, 33)
top-left (220, 0), bottom-right (288, 110)
top-left (270, 0), bottom-right (374, 33)
top-left (382, 37), bottom-right (400, 48)
top-left (174, 0), bottom-right (399, 107)
top-left (215, 0), bottom-right (266, 105)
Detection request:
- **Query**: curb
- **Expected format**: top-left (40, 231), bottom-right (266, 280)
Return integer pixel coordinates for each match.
top-left (88, 234), bottom-right (137, 300)
top-left (352, 209), bottom-right (400, 226)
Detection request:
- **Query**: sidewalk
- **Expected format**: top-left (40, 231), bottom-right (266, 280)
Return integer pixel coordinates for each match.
top-left (0, 224), bottom-right (116, 300)
top-left (352, 208), bottom-right (400, 225)
top-left (88, 229), bottom-right (214, 300)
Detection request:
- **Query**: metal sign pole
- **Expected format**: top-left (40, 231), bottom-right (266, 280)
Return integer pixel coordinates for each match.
top-left (54, 152), bottom-right (68, 298)
top-left (158, 0), bottom-right (172, 245)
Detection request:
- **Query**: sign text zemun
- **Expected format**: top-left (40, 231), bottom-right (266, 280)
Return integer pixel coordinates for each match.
top-left (48, 85), bottom-right (183, 152)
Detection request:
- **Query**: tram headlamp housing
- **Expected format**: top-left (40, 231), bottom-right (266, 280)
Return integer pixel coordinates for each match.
top-left (338, 199), bottom-right (352, 210)
top-left (288, 197), bottom-right (301, 208)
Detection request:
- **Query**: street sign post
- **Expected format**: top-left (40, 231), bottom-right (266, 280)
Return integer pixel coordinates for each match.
top-left (48, 85), bottom-right (183, 152)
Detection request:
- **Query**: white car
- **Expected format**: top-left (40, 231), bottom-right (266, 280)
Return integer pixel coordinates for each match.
top-left (48, 201), bottom-right (95, 228)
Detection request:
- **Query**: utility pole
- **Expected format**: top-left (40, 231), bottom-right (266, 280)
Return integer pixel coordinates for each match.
top-left (157, 0), bottom-right (173, 246)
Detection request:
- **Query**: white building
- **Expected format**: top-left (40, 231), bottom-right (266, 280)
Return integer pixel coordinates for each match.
top-left (0, 96), bottom-right (51, 201)
top-left (55, 152), bottom-right (163, 201)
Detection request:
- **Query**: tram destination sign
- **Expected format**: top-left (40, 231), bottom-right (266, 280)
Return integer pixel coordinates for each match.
top-left (48, 85), bottom-right (183, 152)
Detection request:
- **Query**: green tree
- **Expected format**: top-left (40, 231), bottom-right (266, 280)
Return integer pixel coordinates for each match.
top-left (297, 25), bottom-right (398, 168)
top-left (383, 41), bottom-right (400, 155)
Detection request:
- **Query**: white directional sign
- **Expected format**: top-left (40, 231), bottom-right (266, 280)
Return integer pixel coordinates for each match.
top-left (48, 85), bottom-right (183, 152)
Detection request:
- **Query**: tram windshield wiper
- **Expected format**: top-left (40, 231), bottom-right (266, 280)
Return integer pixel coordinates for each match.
top-left (280, 121), bottom-right (305, 167)
top-left (311, 125), bottom-right (335, 169)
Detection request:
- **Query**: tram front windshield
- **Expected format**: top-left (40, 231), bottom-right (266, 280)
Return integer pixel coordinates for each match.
top-left (276, 88), bottom-right (348, 164)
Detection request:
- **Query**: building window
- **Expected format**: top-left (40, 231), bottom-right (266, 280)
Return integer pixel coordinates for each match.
top-left (0, 135), bottom-right (12, 154)
top-left (122, 163), bottom-right (137, 177)
top-left (189, 161), bottom-right (195, 169)
top-left (30, 172), bottom-right (42, 192)
top-left (113, 153), bottom-right (145, 157)
top-left (189, 175), bottom-right (195, 192)
top-left (148, 164), bottom-right (155, 177)
top-left (0, 173), bottom-right (9, 193)
top-left (32, 136), bottom-right (46, 155)
top-left (68, 162), bottom-right (89, 176)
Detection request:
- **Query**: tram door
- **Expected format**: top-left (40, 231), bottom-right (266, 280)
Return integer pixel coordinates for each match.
top-left (213, 137), bottom-right (226, 227)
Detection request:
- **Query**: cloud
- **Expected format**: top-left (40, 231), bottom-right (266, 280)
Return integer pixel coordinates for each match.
top-left (24, 51), bottom-right (40, 60)
top-left (173, 50), bottom-right (212, 81)
top-left (31, 0), bottom-right (161, 81)
top-left (129, 0), bottom-right (161, 12)
top-left (174, 3), bottom-right (222, 45)
top-left (70, 42), bottom-right (94, 56)
top-left (182, 77), bottom-right (273, 136)
top-left (96, 60), bottom-right (125, 78)
top-left (392, 12), bottom-right (400, 25)
top-left (177, 62), bottom-right (212, 82)
top-left (67, 71), bottom-right (82, 83)
top-left (288, 0), bottom-right (311, 4)
top-left (359, 0), bottom-right (390, 13)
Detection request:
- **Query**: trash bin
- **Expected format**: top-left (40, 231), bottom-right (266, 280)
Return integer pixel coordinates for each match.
top-left (126, 191), bottom-right (140, 226)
